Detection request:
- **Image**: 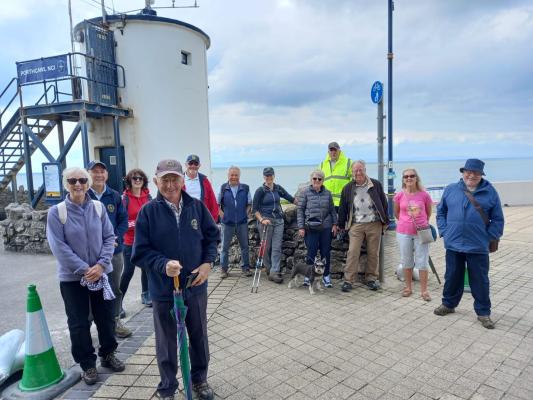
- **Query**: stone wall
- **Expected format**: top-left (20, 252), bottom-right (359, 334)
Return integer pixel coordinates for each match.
top-left (0, 187), bottom-right (48, 220)
top-left (0, 203), bottom-right (51, 254)
top-left (222, 204), bottom-right (366, 277)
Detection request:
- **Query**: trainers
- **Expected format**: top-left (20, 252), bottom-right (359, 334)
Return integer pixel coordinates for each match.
top-left (303, 277), bottom-right (310, 287)
top-left (119, 308), bottom-right (126, 319)
top-left (193, 381), bottom-right (214, 400)
top-left (156, 394), bottom-right (175, 400)
top-left (322, 275), bottom-right (333, 288)
top-left (220, 270), bottom-right (229, 279)
top-left (268, 273), bottom-right (283, 284)
top-left (478, 316), bottom-right (495, 329)
top-left (115, 318), bottom-right (132, 339)
top-left (434, 304), bottom-right (455, 316)
top-left (242, 269), bottom-right (253, 277)
top-left (366, 280), bottom-right (380, 291)
top-left (81, 367), bottom-right (98, 385)
top-left (100, 352), bottom-right (125, 372)
top-left (341, 282), bottom-right (352, 292)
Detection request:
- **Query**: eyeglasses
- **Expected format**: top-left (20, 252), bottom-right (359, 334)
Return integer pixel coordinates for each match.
top-left (312, 177), bottom-right (323, 181)
top-left (403, 174), bottom-right (416, 179)
top-left (66, 177), bottom-right (88, 185)
top-left (188, 161), bottom-right (199, 166)
top-left (132, 176), bottom-right (143, 182)
top-left (463, 170), bottom-right (482, 177)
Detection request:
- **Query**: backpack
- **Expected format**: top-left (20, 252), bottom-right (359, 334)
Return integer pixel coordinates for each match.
top-left (57, 200), bottom-right (103, 224)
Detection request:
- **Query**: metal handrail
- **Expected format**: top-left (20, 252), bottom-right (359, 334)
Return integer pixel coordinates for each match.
top-left (0, 77), bottom-right (19, 131)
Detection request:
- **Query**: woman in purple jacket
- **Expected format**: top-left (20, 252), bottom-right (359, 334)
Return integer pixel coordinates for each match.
top-left (46, 167), bottom-right (125, 385)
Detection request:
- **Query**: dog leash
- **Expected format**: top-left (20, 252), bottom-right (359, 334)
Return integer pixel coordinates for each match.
top-left (251, 224), bottom-right (270, 293)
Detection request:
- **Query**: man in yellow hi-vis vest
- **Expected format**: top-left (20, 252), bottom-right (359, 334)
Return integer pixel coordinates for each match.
top-left (319, 142), bottom-right (352, 210)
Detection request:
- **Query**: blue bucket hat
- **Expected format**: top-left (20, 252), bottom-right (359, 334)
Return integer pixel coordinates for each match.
top-left (460, 159), bottom-right (485, 175)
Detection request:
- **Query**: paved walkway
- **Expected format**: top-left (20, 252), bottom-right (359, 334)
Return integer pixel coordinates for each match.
top-left (59, 206), bottom-right (533, 400)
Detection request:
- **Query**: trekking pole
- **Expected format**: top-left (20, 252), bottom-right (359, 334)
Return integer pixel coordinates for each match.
top-left (251, 224), bottom-right (269, 293)
top-left (428, 255), bottom-right (441, 285)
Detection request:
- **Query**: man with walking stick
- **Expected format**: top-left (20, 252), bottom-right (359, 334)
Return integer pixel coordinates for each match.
top-left (132, 159), bottom-right (219, 400)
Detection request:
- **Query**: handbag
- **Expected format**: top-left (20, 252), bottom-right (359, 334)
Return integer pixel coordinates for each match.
top-left (410, 214), bottom-right (435, 244)
top-left (305, 217), bottom-right (324, 232)
top-left (463, 191), bottom-right (500, 253)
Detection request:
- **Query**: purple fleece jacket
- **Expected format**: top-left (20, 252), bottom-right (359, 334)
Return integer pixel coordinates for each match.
top-left (46, 194), bottom-right (115, 282)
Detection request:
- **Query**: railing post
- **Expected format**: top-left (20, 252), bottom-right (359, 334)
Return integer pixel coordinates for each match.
top-left (80, 110), bottom-right (90, 167)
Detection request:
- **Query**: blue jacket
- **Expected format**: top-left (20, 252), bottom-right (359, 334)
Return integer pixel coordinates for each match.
top-left (219, 183), bottom-right (250, 225)
top-left (46, 194), bottom-right (115, 282)
top-left (88, 185), bottom-right (128, 254)
top-left (252, 184), bottom-right (295, 220)
top-left (437, 178), bottom-right (504, 254)
top-left (131, 191), bottom-right (220, 301)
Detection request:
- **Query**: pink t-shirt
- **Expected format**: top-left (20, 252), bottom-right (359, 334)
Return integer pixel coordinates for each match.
top-left (393, 190), bottom-right (432, 235)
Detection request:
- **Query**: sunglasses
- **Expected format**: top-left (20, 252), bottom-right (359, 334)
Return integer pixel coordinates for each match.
top-left (132, 176), bottom-right (143, 182)
top-left (188, 161), bottom-right (199, 166)
top-left (67, 177), bottom-right (88, 185)
top-left (403, 174), bottom-right (416, 179)
top-left (328, 148), bottom-right (338, 151)
top-left (312, 177), bottom-right (323, 181)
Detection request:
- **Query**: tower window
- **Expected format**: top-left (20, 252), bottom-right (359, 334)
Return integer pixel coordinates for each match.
top-left (181, 51), bottom-right (190, 65)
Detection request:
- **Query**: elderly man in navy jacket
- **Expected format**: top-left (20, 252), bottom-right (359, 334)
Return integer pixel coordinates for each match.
top-left (88, 160), bottom-right (131, 339)
top-left (132, 159), bottom-right (219, 400)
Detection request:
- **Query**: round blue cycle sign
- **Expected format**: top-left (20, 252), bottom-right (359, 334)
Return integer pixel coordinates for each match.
top-left (371, 81), bottom-right (383, 104)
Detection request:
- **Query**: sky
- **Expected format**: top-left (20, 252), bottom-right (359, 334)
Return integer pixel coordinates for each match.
top-left (1, 0), bottom-right (532, 168)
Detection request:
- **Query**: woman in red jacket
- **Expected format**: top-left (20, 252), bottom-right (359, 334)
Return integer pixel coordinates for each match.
top-left (120, 169), bottom-right (152, 311)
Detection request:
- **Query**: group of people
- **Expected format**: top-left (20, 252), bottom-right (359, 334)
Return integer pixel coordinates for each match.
top-left (45, 141), bottom-right (504, 400)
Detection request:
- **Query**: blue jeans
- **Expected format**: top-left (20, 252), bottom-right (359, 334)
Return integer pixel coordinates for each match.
top-left (257, 219), bottom-right (284, 273)
top-left (442, 249), bottom-right (491, 316)
top-left (304, 228), bottom-right (332, 276)
top-left (220, 223), bottom-right (250, 271)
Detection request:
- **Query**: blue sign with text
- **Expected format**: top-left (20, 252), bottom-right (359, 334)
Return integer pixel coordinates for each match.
top-left (17, 55), bottom-right (69, 85)
top-left (371, 81), bottom-right (384, 104)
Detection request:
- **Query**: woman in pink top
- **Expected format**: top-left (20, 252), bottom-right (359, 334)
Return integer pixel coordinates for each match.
top-left (393, 168), bottom-right (433, 301)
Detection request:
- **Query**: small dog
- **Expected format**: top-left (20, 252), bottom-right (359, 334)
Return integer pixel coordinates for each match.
top-left (288, 256), bottom-right (326, 295)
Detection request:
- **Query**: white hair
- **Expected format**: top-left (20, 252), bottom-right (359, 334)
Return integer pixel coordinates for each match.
top-left (62, 167), bottom-right (92, 190)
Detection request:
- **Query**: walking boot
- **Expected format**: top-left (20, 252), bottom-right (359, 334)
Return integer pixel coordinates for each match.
top-left (115, 317), bottom-right (132, 338)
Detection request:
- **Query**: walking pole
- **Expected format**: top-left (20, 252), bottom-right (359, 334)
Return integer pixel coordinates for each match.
top-left (428, 256), bottom-right (441, 285)
top-left (251, 224), bottom-right (269, 293)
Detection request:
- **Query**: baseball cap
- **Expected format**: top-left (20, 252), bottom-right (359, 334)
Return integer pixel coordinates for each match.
top-left (156, 159), bottom-right (184, 178)
top-left (87, 160), bottom-right (107, 170)
top-left (328, 142), bottom-right (340, 150)
top-left (186, 154), bottom-right (200, 164)
top-left (263, 167), bottom-right (275, 176)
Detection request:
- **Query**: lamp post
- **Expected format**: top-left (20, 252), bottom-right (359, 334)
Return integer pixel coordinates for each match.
top-left (387, 0), bottom-right (396, 229)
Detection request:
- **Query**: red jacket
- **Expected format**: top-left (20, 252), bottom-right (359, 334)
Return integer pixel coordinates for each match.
top-left (122, 188), bottom-right (152, 246)
top-left (184, 173), bottom-right (219, 222)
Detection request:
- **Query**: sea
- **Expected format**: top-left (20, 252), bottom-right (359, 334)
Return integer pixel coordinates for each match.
top-left (15, 158), bottom-right (533, 198)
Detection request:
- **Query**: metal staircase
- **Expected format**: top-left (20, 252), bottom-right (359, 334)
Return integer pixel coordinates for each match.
top-left (0, 93), bottom-right (58, 191)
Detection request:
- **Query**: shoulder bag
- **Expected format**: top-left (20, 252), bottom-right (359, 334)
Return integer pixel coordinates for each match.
top-left (463, 191), bottom-right (499, 253)
top-left (410, 214), bottom-right (435, 244)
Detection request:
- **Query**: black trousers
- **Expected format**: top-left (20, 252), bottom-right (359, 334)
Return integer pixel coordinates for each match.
top-left (152, 290), bottom-right (209, 397)
top-left (60, 280), bottom-right (117, 371)
top-left (120, 245), bottom-right (149, 299)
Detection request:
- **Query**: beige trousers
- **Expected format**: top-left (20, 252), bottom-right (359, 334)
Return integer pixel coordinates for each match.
top-left (344, 221), bottom-right (383, 283)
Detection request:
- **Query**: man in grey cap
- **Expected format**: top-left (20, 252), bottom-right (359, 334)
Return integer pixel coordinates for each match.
top-left (318, 142), bottom-right (352, 210)
top-left (132, 159), bottom-right (220, 400)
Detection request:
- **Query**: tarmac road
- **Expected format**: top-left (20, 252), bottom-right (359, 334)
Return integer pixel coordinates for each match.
top-left (0, 245), bottom-right (145, 370)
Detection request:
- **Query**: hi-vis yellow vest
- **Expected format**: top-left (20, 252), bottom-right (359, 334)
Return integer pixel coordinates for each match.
top-left (319, 151), bottom-right (352, 206)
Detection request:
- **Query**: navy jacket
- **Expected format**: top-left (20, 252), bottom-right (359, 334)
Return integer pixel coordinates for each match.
top-left (252, 184), bottom-right (294, 220)
top-left (219, 183), bottom-right (250, 225)
top-left (88, 185), bottom-right (128, 254)
top-left (437, 178), bottom-right (504, 254)
top-left (131, 191), bottom-right (220, 301)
